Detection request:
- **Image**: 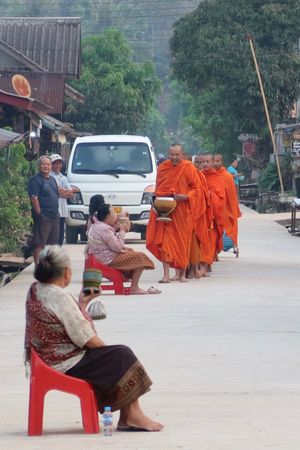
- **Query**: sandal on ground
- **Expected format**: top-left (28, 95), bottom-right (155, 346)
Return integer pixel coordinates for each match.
top-left (117, 425), bottom-right (149, 432)
top-left (158, 279), bottom-right (170, 283)
top-left (147, 286), bottom-right (162, 294)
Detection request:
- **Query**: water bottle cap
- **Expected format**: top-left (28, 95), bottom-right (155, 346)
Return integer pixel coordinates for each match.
top-left (104, 406), bottom-right (111, 412)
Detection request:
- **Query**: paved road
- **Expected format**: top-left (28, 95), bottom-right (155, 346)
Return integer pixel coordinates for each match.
top-left (0, 207), bottom-right (300, 450)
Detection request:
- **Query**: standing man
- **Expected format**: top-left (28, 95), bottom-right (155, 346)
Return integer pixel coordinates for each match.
top-left (202, 154), bottom-right (226, 262)
top-left (214, 154), bottom-right (241, 253)
top-left (190, 154), bottom-right (214, 277)
top-left (28, 155), bottom-right (59, 263)
top-left (146, 144), bottom-right (201, 283)
top-left (50, 154), bottom-right (75, 245)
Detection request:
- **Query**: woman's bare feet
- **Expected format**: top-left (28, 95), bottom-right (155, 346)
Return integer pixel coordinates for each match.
top-left (118, 412), bottom-right (163, 431)
top-left (129, 287), bottom-right (148, 294)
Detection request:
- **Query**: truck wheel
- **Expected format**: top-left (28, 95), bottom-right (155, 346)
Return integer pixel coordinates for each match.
top-left (141, 231), bottom-right (146, 240)
top-left (65, 226), bottom-right (78, 244)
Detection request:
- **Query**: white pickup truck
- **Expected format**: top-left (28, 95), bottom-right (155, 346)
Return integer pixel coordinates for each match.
top-left (65, 135), bottom-right (157, 243)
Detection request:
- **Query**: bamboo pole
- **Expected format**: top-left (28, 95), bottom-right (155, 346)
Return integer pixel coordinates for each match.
top-left (247, 34), bottom-right (285, 196)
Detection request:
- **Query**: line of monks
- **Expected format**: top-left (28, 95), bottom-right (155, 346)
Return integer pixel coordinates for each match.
top-left (146, 144), bottom-right (241, 283)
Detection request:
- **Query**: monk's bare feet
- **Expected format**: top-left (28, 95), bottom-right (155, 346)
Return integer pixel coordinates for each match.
top-left (187, 270), bottom-right (195, 279)
top-left (195, 269), bottom-right (202, 279)
top-left (159, 277), bottom-right (170, 283)
top-left (170, 276), bottom-right (180, 281)
top-left (180, 276), bottom-right (188, 282)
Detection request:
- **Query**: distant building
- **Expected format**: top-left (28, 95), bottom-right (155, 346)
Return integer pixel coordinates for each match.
top-left (0, 17), bottom-right (86, 156)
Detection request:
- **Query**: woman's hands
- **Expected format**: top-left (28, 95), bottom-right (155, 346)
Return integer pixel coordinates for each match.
top-left (79, 288), bottom-right (101, 309)
top-left (119, 221), bottom-right (130, 232)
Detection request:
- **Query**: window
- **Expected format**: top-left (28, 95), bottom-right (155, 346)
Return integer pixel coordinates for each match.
top-left (72, 142), bottom-right (152, 174)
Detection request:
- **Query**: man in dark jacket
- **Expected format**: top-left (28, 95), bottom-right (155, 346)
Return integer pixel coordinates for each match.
top-left (28, 155), bottom-right (59, 263)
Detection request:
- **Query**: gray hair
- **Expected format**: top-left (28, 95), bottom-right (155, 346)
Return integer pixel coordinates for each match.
top-left (38, 155), bottom-right (51, 167)
top-left (34, 245), bottom-right (71, 283)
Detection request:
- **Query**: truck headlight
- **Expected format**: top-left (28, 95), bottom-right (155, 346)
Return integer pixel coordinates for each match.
top-left (67, 191), bottom-right (83, 205)
top-left (141, 184), bottom-right (155, 204)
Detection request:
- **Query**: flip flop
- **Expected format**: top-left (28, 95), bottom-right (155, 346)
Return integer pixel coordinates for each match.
top-left (158, 279), bottom-right (170, 283)
top-left (147, 286), bottom-right (162, 294)
top-left (117, 425), bottom-right (149, 432)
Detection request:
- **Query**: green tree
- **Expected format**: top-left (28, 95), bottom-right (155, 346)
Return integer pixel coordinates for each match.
top-left (170, 0), bottom-right (300, 160)
top-left (0, 143), bottom-right (31, 254)
top-left (137, 107), bottom-right (170, 153)
top-left (65, 28), bottom-right (161, 134)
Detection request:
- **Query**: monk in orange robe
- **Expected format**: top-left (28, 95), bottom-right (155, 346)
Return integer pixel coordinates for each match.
top-left (186, 154), bottom-right (213, 278)
top-left (146, 144), bottom-right (201, 283)
top-left (214, 154), bottom-right (241, 253)
top-left (190, 154), bottom-right (214, 276)
top-left (202, 154), bottom-right (226, 261)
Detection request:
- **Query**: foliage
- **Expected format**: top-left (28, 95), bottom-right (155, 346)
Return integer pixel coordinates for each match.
top-left (0, 143), bottom-right (32, 254)
top-left (258, 152), bottom-right (293, 192)
top-left (164, 80), bottom-right (204, 154)
top-left (258, 162), bottom-right (279, 191)
top-left (65, 28), bottom-right (161, 134)
top-left (170, 0), bottom-right (300, 160)
top-left (137, 107), bottom-right (170, 154)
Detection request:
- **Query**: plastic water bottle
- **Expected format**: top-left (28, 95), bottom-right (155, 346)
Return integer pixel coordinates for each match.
top-left (102, 406), bottom-right (113, 436)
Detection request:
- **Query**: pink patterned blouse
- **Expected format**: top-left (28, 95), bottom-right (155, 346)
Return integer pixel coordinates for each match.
top-left (87, 221), bottom-right (126, 265)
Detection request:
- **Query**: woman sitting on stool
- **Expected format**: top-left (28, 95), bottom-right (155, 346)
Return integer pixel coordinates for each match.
top-left (25, 245), bottom-right (163, 431)
top-left (87, 204), bottom-right (160, 295)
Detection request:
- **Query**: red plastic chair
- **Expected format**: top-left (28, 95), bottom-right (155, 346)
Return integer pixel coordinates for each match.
top-left (28, 349), bottom-right (100, 436)
top-left (85, 253), bottom-right (130, 295)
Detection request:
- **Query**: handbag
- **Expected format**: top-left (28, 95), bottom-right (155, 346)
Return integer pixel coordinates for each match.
top-left (86, 299), bottom-right (106, 320)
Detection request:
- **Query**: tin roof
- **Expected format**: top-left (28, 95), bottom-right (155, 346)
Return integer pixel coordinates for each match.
top-left (0, 17), bottom-right (81, 78)
top-left (0, 127), bottom-right (22, 148)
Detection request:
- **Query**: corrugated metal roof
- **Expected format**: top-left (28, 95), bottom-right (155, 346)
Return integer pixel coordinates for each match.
top-left (0, 127), bottom-right (22, 148)
top-left (0, 17), bottom-right (81, 78)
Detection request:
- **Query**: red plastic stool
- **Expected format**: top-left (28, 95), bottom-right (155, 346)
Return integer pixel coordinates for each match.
top-left (85, 254), bottom-right (130, 295)
top-left (28, 349), bottom-right (100, 436)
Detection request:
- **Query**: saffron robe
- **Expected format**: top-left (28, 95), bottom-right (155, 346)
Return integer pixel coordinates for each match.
top-left (216, 167), bottom-right (241, 246)
top-left (146, 160), bottom-right (201, 269)
top-left (189, 170), bottom-right (213, 265)
top-left (203, 168), bottom-right (226, 255)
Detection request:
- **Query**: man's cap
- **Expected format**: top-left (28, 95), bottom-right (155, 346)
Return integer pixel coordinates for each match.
top-left (50, 153), bottom-right (63, 163)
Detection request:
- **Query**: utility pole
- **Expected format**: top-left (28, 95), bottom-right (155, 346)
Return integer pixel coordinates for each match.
top-left (247, 33), bottom-right (285, 196)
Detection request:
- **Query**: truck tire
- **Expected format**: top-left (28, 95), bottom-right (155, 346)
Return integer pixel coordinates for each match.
top-left (141, 231), bottom-right (146, 240)
top-left (65, 226), bottom-right (78, 244)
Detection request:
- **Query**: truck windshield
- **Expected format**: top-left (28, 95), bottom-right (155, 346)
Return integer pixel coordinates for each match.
top-left (72, 142), bottom-right (153, 175)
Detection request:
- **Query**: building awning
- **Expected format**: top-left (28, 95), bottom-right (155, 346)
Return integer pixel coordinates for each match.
top-left (29, 111), bottom-right (72, 135)
top-left (65, 83), bottom-right (85, 104)
top-left (0, 88), bottom-right (51, 114)
top-left (0, 127), bottom-right (23, 148)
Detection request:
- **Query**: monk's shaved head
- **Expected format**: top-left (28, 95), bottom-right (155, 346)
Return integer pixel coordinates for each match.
top-left (168, 144), bottom-right (184, 166)
top-left (194, 154), bottom-right (205, 170)
top-left (213, 153), bottom-right (224, 170)
top-left (202, 154), bottom-right (214, 171)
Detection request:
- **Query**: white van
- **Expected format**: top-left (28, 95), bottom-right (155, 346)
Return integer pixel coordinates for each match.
top-left (65, 135), bottom-right (157, 243)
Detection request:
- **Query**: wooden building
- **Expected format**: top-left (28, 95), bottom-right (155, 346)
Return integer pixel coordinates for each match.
top-left (0, 17), bottom-right (85, 157)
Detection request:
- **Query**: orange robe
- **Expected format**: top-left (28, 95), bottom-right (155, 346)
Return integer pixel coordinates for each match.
top-left (203, 168), bottom-right (226, 256)
top-left (189, 170), bottom-right (213, 265)
top-left (146, 160), bottom-right (201, 269)
top-left (216, 167), bottom-right (241, 246)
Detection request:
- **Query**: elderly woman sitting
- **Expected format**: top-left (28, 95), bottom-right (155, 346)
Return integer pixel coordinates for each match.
top-left (25, 245), bottom-right (163, 432)
top-left (87, 204), bottom-right (160, 295)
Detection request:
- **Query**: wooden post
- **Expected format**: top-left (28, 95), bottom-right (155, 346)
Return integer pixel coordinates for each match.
top-left (247, 34), bottom-right (285, 196)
